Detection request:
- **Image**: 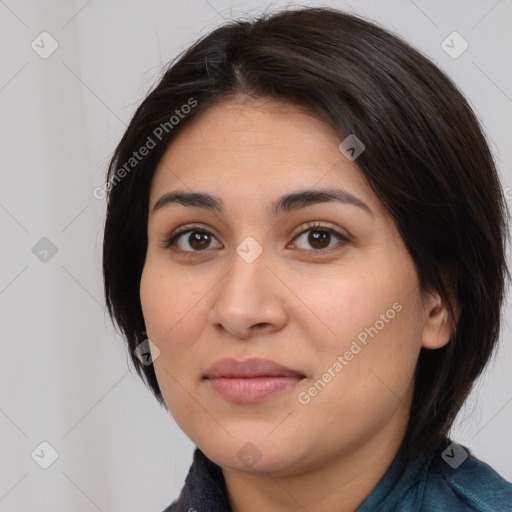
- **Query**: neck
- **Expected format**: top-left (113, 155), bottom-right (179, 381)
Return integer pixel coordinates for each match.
top-left (222, 411), bottom-right (409, 512)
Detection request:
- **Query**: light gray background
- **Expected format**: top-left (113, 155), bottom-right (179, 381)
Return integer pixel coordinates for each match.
top-left (0, 1), bottom-right (511, 511)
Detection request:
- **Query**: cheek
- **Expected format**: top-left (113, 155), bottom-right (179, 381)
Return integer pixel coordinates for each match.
top-left (304, 298), bottom-right (419, 448)
top-left (301, 267), bottom-right (403, 353)
top-left (139, 262), bottom-right (210, 426)
top-left (306, 262), bottom-right (421, 400)
top-left (140, 260), bottom-right (206, 344)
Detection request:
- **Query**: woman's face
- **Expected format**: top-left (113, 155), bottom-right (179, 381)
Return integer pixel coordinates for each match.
top-left (140, 97), bottom-right (447, 476)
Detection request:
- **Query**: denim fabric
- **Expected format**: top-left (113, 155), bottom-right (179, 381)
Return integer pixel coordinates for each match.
top-left (163, 438), bottom-right (512, 511)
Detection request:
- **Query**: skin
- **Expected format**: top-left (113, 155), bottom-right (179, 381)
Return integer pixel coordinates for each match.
top-left (139, 96), bottom-right (454, 512)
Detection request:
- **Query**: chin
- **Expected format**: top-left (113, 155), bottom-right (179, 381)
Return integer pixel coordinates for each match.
top-left (200, 438), bottom-right (305, 476)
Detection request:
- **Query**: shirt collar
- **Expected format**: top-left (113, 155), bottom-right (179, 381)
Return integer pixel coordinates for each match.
top-left (169, 447), bottom-right (231, 512)
top-left (355, 440), bottom-right (440, 511)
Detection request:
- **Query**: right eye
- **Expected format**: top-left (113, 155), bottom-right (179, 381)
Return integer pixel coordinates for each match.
top-left (163, 226), bottom-right (223, 253)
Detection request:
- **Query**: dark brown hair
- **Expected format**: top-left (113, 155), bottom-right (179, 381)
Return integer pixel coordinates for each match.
top-left (102, 6), bottom-right (510, 462)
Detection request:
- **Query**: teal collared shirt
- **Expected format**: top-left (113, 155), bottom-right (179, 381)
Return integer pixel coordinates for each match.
top-left (164, 438), bottom-right (512, 511)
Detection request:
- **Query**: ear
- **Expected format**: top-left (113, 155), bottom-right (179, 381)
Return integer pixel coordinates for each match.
top-left (421, 290), bottom-right (460, 350)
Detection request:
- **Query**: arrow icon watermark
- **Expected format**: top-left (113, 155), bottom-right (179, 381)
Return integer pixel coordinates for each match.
top-left (338, 134), bottom-right (365, 161)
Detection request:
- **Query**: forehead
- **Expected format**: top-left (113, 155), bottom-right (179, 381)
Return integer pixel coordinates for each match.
top-left (159, 97), bottom-right (338, 159)
top-left (149, 98), bottom-right (382, 217)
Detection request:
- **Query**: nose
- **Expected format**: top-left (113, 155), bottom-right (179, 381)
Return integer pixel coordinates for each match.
top-left (208, 245), bottom-right (288, 339)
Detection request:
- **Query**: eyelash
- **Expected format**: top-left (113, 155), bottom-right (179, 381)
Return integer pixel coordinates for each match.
top-left (160, 221), bottom-right (350, 254)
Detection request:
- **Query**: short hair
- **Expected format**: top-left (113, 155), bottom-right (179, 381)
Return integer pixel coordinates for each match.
top-left (102, 6), bottom-right (510, 462)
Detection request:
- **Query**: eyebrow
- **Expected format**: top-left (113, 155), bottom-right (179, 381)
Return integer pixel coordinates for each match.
top-left (152, 188), bottom-right (373, 217)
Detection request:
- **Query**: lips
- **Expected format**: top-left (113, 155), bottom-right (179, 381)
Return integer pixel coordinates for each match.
top-left (204, 357), bottom-right (305, 379)
top-left (204, 358), bottom-right (306, 403)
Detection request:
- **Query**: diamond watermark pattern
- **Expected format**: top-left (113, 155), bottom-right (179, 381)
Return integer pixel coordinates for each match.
top-left (32, 237), bottom-right (58, 263)
top-left (236, 236), bottom-right (263, 264)
top-left (338, 134), bottom-right (365, 161)
top-left (31, 441), bottom-right (59, 469)
top-left (237, 442), bottom-right (262, 468)
top-left (134, 338), bottom-right (161, 366)
top-left (441, 31), bottom-right (468, 59)
top-left (31, 32), bottom-right (59, 59)
top-left (441, 441), bottom-right (468, 469)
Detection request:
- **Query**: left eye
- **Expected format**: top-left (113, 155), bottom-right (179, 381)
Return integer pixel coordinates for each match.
top-left (290, 225), bottom-right (348, 251)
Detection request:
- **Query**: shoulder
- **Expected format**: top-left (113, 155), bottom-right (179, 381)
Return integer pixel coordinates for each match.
top-left (422, 442), bottom-right (512, 512)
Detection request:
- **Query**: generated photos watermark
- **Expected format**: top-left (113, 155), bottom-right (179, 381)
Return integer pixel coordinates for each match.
top-left (298, 301), bottom-right (403, 405)
top-left (93, 97), bottom-right (198, 200)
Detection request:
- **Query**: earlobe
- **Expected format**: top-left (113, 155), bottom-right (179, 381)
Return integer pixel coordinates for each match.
top-left (420, 292), bottom-right (456, 350)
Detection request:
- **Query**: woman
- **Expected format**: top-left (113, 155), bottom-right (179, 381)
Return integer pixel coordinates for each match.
top-left (102, 7), bottom-right (512, 511)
